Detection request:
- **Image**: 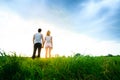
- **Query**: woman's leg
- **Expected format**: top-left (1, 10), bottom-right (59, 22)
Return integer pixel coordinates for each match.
top-left (49, 47), bottom-right (52, 58)
top-left (45, 47), bottom-right (48, 58)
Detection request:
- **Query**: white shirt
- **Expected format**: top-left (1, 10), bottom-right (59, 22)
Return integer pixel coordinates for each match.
top-left (34, 33), bottom-right (42, 44)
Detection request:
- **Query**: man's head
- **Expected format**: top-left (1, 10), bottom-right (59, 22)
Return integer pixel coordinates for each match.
top-left (38, 28), bottom-right (42, 32)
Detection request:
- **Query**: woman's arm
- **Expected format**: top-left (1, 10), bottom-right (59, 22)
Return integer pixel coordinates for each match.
top-left (51, 36), bottom-right (53, 48)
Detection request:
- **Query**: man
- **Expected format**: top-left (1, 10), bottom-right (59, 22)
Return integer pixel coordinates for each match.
top-left (32, 28), bottom-right (44, 59)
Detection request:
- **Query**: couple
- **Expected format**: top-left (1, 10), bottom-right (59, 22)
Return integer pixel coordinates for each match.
top-left (32, 28), bottom-right (53, 59)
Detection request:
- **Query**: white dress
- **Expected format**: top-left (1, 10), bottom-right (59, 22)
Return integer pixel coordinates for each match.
top-left (45, 36), bottom-right (52, 48)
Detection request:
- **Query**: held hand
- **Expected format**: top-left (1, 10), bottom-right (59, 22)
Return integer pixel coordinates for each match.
top-left (42, 44), bottom-right (44, 48)
top-left (51, 47), bottom-right (53, 49)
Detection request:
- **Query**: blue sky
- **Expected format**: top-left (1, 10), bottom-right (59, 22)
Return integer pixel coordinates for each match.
top-left (0, 0), bottom-right (120, 56)
top-left (1, 0), bottom-right (119, 41)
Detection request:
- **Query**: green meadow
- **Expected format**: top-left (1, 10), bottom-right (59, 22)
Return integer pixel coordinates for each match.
top-left (0, 52), bottom-right (120, 80)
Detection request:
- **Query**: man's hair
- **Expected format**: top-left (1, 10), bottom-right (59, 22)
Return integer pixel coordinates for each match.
top-left (38, 28), bottom-right (42, 32)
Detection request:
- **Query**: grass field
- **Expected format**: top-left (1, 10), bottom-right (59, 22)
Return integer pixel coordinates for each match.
top-left (0, 52), bottom-right (120, 80)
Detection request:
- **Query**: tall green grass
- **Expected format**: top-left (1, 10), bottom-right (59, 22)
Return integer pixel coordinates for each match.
top-left (0, 52), bottom-right (120, 80)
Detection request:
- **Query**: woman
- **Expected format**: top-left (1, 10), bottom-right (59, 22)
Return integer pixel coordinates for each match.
top-left (44, 30), bottom-right (53, 58)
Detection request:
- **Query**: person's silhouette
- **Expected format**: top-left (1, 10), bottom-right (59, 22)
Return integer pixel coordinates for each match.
top-left (44, 30), bottom-right (53, 58)
top-left (32, 28), bottom-right (44, 59)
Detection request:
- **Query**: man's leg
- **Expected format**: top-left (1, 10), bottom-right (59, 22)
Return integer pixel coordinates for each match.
top-left (38, 43), bottom-right (42, 58)
top-left (32, 44), bottom-right (37, 59)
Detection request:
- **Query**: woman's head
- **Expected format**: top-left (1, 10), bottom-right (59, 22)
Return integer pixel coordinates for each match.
top-left (46, 30), bottom-right (51, 36)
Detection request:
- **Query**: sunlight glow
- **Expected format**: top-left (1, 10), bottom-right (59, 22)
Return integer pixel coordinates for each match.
top-left (0, 4), bottom-right (120, 57)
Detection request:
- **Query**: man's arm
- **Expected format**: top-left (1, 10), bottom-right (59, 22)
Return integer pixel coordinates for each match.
top-left (41, 34), bottom-right (44, 48)
top-left (33, 34), bottom-right (35, 44)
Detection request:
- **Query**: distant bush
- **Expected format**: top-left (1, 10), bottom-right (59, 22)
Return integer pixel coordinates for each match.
top-left (107, 54), bottom-right (113, 57)
top-left (74, 53), bottom-right (81, 57)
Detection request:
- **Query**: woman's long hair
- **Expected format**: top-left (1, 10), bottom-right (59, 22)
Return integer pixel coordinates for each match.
top-left (46, 30), bottom-right (51, 36)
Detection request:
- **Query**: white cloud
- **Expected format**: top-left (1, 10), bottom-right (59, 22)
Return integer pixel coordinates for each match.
top-left (77, 0), bottom-right (119, 20)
